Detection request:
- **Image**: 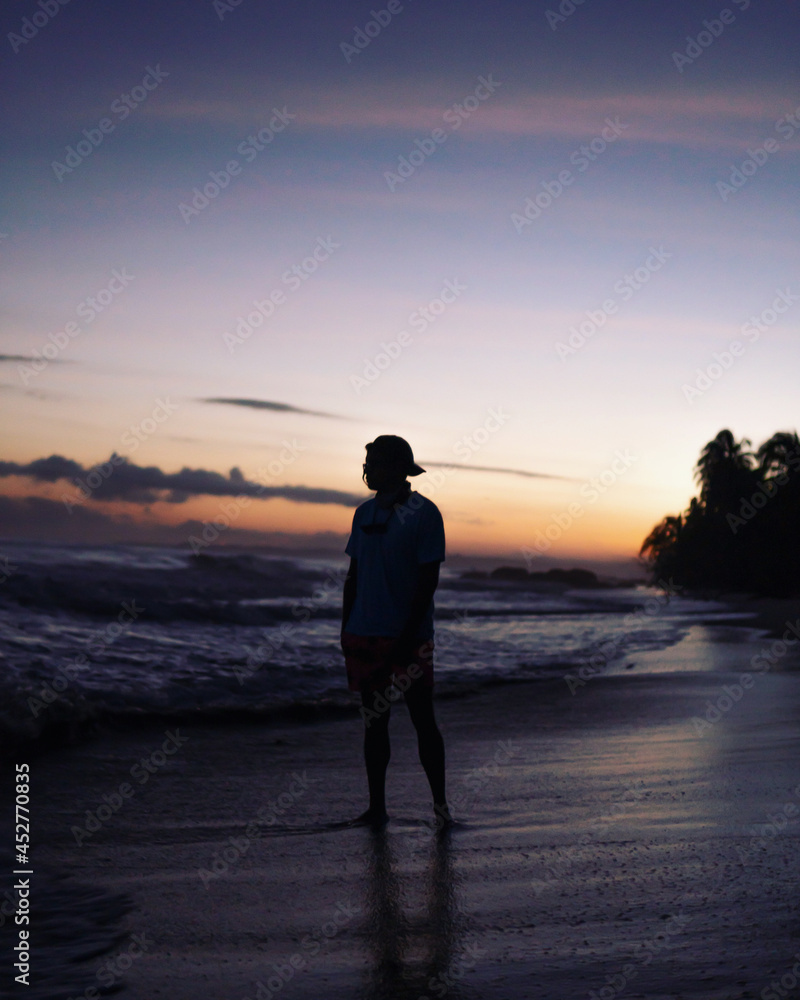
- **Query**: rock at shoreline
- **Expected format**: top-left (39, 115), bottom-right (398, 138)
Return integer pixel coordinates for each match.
top-left (487, 566), bottom-right (604, 588)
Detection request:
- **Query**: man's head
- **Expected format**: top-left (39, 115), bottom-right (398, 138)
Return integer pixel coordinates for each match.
top-left (362, 435), bottom-right (425, 491)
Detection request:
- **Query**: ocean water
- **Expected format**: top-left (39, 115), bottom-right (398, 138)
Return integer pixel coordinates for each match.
top-left (0, 541), bottom-right (760, 744)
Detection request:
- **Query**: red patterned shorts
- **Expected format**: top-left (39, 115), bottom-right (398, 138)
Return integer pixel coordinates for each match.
top-left (340, 631), bottom-right (434, 694)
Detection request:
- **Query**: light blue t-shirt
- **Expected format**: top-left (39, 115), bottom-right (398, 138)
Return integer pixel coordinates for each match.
top-left (344, 490), bottom-right (445, 640)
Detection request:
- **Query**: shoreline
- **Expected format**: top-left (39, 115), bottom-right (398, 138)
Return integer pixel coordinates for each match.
top-left (19, 629), bottom-right (800, 1000)
top-left (716, 594), bottom-right (800, 639)
top-left (7, 590), bottom-right (799, 759)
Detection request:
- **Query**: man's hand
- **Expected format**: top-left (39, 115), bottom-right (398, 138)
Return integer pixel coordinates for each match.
top-left (385, 634), bottom-right (417, 669)
top-left (342, 556), bottom-right (358, 635)
top-left (383, 561), bottom-right (440, 667)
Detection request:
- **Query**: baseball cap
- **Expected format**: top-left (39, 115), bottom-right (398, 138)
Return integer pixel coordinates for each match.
top-left (365, 435), bottom-right (426, 476)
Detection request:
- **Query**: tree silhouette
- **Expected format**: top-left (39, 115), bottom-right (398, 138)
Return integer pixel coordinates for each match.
top-left (694, 429), bottom-right (756, 514)
top-left (640, 429), bottom-right (800, 595)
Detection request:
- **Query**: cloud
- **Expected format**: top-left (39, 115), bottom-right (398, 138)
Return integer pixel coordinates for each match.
top-left (0, 455), bottom-right (85, 481)
top-left (421, 461), bottom-right (574, 480)
top-left (0, 494), bottom-right (141, 545)
top-left (0, 383), bottom-right (53, 400)
top-left (0, 454), bottom-right (365, 507)
top-left (0, 494), bottom-right (350, 550)
top-left (0, 354), bottom-right (70, 364)
top-left (202, 397), bottom-right (350, 420)
top-left (296, 89), bottom-right (792, 153)
top-left (149, 87), bottom-right (789, 152)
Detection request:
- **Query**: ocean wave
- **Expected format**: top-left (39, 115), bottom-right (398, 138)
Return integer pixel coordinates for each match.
top-left (0, 669), bottom-right (578, 754)
top-left (0, 546), bottom-right (330, 625)
top-left (0, 542), bottom-right (744, 754)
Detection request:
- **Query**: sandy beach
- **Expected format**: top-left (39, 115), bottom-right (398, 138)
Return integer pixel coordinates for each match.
top-left (12, 607), bottom-right (800, 1000)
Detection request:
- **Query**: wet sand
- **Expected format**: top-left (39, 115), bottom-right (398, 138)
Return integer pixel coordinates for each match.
top-left (23, 622), bottom-right (800, 1000)
top-left (721, 595), bottom-right (800, 641)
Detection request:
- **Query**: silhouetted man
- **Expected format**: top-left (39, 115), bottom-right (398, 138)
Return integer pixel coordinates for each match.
top-left (341, 435), bottom-right (451, 830)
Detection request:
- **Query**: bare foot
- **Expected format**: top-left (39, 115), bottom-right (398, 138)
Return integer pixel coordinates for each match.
top-left (350, 809), bottom-right (389, 829)
top-left (433, 803), bottom-right (454, 833)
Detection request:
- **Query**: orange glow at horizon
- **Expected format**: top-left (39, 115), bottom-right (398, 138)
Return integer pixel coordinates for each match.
top-left (1, 472), bottom-right (661, 561)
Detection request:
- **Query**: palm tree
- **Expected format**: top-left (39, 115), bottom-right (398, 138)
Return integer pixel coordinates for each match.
top-left (755, 431), bottom-right (800, 480)
top-left (748, 430), bottom-right (800, 594)
top-left (640, 429), bottom-right (800, 594)
top-left (694, 429), bottom-right (757, 515)
top-left (639, 513), bottom-right (682, 569)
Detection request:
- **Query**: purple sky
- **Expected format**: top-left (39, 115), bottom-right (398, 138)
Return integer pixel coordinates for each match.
top-left (2, 0), bottom-right (798, 562)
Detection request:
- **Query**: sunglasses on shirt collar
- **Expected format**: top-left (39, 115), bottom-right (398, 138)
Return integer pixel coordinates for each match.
top-left (361, 508), bottom-right (395, 534)
top-left (360, 481), bottom-right (411, 533)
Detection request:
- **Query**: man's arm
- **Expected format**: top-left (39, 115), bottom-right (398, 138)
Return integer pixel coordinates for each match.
top-left (394, 560), bottom-right (441, 653)
top-left (341, 556), bottom-right (358, 634)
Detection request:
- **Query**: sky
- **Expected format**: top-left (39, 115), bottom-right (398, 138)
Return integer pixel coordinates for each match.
top-left (2, 0), bottom-right (798, 568)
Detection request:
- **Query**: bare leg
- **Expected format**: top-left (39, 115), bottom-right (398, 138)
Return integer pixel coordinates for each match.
top-left (357, 688), bottom-right (391, 825)
top-left (404, 681), bottom-right (450, 826)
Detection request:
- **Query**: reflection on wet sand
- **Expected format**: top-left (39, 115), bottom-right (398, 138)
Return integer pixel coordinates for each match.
top-left (360, 829), bottom-right (476, 1000)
